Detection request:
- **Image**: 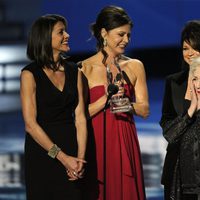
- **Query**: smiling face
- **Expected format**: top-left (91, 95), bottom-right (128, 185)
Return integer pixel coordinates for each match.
top-left (52, 21), bottom-right (70, 60)
top-left (102, 24), bottom-right (131, 56)
top-left (192, 67), bottom-right (200, 94)
top-left (183, 41), bottom-right (200, 65)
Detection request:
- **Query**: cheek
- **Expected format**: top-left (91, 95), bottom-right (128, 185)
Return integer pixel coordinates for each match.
top-left (183, 50), bottom-right (188, 57)
top-left (113, 37), bottom-right (122, 43)
top-left (51, 37), bottom-right (57, 46)
top-left (193, 81), bottom-right (199, 89)
top-left (52, 39), bottom-right (61, 48)
top-left (183, 50), bottom-right (187, 57)
top-left (183, 52), bottom-right (189, 63)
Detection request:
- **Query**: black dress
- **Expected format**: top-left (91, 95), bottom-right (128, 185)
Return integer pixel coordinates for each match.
top-left (180, 102), bottom-right (200, 197)
top-left (22, 62), bottom-right (81, 200)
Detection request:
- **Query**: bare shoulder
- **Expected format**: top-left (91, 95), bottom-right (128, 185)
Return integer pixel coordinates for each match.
top-left (21, 69), bottom-right (34, 80)
top-left (121, 56), bottom-right (145, 74)
top-left (81, 54), bottom-right (97, 74)
top-left (21, 70), bottom-right (36, 89)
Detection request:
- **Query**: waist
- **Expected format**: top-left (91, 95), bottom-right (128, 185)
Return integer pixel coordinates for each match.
top-left (37, 118), bottom-right (74, 125)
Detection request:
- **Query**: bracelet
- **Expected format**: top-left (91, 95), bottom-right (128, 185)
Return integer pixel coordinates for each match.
top-left (48, 144), bottom-right (61, 159)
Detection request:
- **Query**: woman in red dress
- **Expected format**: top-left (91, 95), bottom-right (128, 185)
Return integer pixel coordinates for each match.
top-left (81, 5), bottom-right (149, 200)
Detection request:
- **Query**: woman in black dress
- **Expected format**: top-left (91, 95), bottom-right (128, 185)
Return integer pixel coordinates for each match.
top-left (20, 14), bottom-right (87, 200)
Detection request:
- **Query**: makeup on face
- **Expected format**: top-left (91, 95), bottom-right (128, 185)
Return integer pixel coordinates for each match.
top-left (183, 41), bottom-right (200, 65)
top-left (192, 67), bottom-right (200, 93)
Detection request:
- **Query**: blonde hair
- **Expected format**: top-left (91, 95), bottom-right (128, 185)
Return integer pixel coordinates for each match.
top-left (190, 56), bottom-right (200, 76)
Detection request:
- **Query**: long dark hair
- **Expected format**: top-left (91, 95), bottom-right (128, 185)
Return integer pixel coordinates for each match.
top-left (90, 5), bottom-right (133, 65)
top-left (181, 20), bottom-right (200, 70)
top-left (27, 14), bottom-right (67, 70)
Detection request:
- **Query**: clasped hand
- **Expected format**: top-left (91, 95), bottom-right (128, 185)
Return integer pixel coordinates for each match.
top-left (66, 156), bottom-right (86, 181)
top-left (188, 81), bottom-right (200, 117)
top-left (58, 153), bottom-right (86, 181)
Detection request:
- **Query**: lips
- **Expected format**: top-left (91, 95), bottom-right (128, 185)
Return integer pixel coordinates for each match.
top-left (62, 41), bottom-right (68, 45)
top-left (119, 44), bottom-right (127, 48)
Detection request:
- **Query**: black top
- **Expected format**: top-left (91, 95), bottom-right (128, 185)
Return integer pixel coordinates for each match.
top-left (180, 100), bottom-right (200, 194)
top-left (22, 61), bottom-right (82, 199)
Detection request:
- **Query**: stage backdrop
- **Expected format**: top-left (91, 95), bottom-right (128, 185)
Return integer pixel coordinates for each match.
top-left (41, 0), bottom-right (200, 53)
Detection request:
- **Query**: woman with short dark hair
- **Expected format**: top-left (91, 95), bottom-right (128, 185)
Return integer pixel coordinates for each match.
top-left (20, 14), bottom-right (87, 200)
top-left (160, 20), bottom-right (200, 200)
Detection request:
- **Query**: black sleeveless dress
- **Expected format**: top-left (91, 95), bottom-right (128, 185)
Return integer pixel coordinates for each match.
top-left (22, 62), bottom-right (81, 200)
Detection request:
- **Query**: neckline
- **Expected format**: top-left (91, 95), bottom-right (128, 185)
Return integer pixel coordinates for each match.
top-left (41, 68), bottom-right (66, 93)
top-left (90, 83), bottom-right (128, 90)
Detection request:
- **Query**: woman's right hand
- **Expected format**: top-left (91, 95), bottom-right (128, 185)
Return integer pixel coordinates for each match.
top-left (197, 86), bottom-right (200, 111)
top-left (56, 151), bottom-right (86, 180)
top-left (188, 80), bottom-right (197, 117)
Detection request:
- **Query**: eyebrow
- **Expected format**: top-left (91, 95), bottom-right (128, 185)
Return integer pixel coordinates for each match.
top-left (118, 31), bottom-right (131, 34)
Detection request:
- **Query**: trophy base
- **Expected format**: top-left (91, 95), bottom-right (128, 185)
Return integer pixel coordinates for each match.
top-left (110, 97), bottom-right (132, 113)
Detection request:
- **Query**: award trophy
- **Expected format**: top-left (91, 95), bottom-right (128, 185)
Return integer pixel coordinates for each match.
top-left (110, 73), bottom-right (132, 113)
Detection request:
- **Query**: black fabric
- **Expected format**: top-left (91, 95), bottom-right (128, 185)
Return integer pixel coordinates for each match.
top-left (180, 110), bottom-right (200, 194)
top-left (159, 69), bottom-right (193, 199)
top-left (22, 62), bottom-right (81, 200)
top-left (160, 70), bottom-right (191, 184)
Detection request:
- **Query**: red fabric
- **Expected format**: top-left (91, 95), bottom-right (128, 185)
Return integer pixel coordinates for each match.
top-left (86, 84), bottom-right (146, 200)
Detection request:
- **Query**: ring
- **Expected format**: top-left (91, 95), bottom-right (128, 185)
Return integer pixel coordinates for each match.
top-left (73, 171), bottom-right (77, 176)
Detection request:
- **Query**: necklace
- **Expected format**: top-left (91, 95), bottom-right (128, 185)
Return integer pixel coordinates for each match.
top-left (57, 68), bottom-right (65, 72)
top-left (56, 65), bottom-right (65, 72)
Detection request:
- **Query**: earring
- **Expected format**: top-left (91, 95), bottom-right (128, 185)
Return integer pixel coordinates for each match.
top-left (103, 39), bottom-right (107, 47)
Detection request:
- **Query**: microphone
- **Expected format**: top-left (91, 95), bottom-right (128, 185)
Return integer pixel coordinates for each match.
top-left (104, 84), bottom-right (119, 110)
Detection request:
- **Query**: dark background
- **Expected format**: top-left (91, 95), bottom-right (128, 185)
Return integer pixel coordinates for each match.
top-left (0, 0), bottom-right (199, 199)
top-left (1, 0), bottom-right (200, 77)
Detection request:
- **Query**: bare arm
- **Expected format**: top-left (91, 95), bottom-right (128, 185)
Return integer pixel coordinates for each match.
top-left (81, 63), bottom-right (108, 118)
top-left (130, 60), bottom-right (150, 118)
top-left (20, 70), bottom-right (55, 151)
top-left (20, 70), bottom-right (85, 179)
top-left (88, 94), bottom-right (107, 117)
top-left (75, 69), bottom-right (87, 160)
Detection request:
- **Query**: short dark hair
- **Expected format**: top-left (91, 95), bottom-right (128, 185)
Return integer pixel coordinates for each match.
top-left (181, 20), bottom-right (200, 70)
top-left (91, 5), bottom-right (133, 51)
top-left (27, 14), bottom-right (67, 69)
top-left (181, 20), bottom-right (200, 52)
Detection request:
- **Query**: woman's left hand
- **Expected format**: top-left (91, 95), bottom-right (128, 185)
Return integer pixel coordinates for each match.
top-left (76, 160), bottom-right (85, 178)
top-left (66, 159), bottom-right (85, 180)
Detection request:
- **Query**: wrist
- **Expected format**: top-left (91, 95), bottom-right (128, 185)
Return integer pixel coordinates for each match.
top-left (48, 144), bottom-right (61, 159)
top-left (188, 107), bottom-right (195, 118)
top-left (77, 153), bottom-right (85, 160)
top-left (56, 151), bottom-right (67, 164)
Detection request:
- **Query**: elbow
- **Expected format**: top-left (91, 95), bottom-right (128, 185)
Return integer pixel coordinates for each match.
top-left (164, 136), bottom-right (174, 144)
top-left (143, 112), bottom-right (150, 119)
top-left (24, 123), bottom-right (33, 134)
top-left (141, 111), bottom-right (150, 119)
top-left (24, 120), bottom-right (36, 134)
top-left (75, 117), bottom-right (87, 128)
top-left (140, 105), bottom-right (150, 119)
